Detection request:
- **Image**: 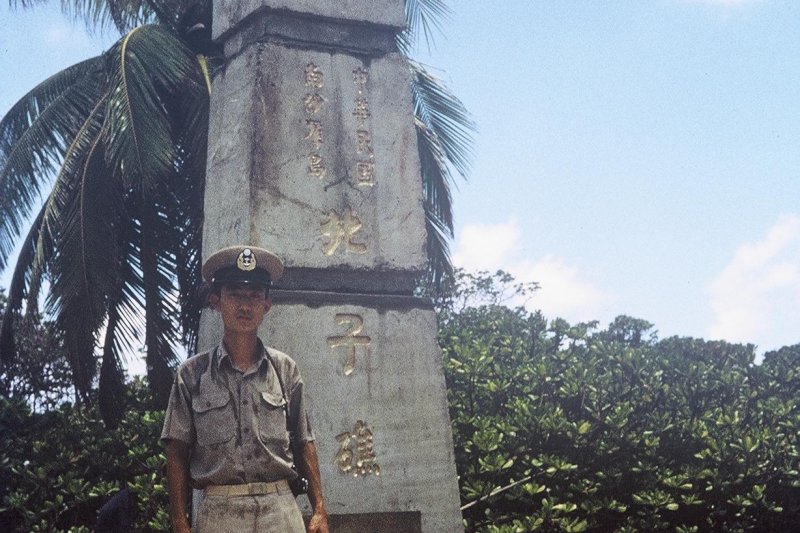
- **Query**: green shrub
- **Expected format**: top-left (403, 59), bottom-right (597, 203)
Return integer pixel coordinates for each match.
top-left (439, 271), bottom-right (800, 532)
top-left (0, 380), bottom-right (169, 532)
top-left (2, 272), bottom-right (798, 531)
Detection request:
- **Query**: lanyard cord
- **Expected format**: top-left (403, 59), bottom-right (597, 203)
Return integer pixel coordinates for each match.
top-left (261, 346), bottom-right (307, 490)
top-left (264, 347), bottom-right (292, 437)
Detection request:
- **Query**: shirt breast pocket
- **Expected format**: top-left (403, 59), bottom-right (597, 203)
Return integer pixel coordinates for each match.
top-left (192, 392), bottom-right (235, 446)
top-left (257, 391), bottom-right (288, 449)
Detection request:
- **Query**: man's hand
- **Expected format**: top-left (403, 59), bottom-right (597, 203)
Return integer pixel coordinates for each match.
top-left (165, 440), bottom-right (192, 533)
top-left (298, 441), bottom-right (329, 533)
top-left (307, 509), bottom-right (329, 533)
top-left (173, 524), bottom-right (192, 533)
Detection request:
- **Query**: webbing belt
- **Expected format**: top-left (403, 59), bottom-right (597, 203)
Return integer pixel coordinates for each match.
top-left (204, 479), bottom-right (289, 497)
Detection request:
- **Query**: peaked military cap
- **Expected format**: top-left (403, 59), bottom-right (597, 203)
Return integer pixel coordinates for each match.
top-left (202, 245), bottom-right (284, 286)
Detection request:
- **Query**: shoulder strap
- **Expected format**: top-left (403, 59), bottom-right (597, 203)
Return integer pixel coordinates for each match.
top-left (189, 348), bottom-right (215, 393)
top-left (263, 347), bottom-right (292, 436)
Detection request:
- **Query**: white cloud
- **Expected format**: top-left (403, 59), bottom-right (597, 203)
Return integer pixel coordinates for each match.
top-left (453, 219), bottom-right (610, 323)
top-left (511, 255), bottom-right (607, 321)
top-left (708, 214), bottom-right (800, 350)
top-left (452, 220), bottom-right (522, 272)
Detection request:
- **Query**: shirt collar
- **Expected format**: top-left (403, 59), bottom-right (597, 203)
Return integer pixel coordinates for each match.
top-left (214, 339), bottom-right (268, 371)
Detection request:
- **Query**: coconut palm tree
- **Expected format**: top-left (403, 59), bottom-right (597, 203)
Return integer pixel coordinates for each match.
top-left (0, 0), bottom-right (473, 425)
top-left (401, 0), bottom-right (474, 286)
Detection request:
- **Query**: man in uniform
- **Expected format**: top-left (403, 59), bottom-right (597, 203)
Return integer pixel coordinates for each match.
top-left (162, 245), bottom-right (329, 533)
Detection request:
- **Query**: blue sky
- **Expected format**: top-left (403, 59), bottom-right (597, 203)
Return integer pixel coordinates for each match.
top-left (1, 0), bottom-right (799, 355)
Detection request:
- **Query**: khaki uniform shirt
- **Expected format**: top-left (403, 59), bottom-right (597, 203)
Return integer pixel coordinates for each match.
top-left (161, 341), bottom-right (314, 488)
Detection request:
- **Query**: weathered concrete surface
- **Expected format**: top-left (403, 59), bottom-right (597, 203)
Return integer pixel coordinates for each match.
top-left (202, 3), bottom-right (464, 531)
top-left (310, 511), bottom-right (421, 532)
top-left (214, 0), bottom-right (406, 41)
top-left (204, 43), bottom-right (427, 286)
top-left (197, 301), bottom-right (463, 533)
top-left (221, 11), bottom-right (398, 59)
top-left (271, 303), bottom-right (462, 533)
top-left (202, 45), bottom-right (254, 256)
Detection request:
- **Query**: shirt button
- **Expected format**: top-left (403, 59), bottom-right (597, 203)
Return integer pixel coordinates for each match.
top-left (206, 401), bottom-right (211, 407)
top-left (243, 400), bottom-right (248, 406)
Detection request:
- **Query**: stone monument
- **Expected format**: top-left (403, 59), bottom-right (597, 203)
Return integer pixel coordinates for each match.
top-left (198, 2), bottom-right (463, 531)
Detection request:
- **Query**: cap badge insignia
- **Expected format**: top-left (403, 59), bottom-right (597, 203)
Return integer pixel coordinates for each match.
top-left (237, 248), bottom-right (256, 271)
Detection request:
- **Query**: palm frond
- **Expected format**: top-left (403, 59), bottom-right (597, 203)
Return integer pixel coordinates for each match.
top-left (397, 0), bottom-right (450, 55)
top-left (105, 24), bottom-right (202, 193)
top-left (99, 283), bottom-right (128, 428)
top-left (100, 212), bottom-right (149, 367)
top-left (101, 19), bottom-right (208, 383)
top-left (417, 116), bottom-right (454, 231)
top-left (35, 90), bottom-right (108, 286)
top-left (103, 0), bottom-right (160, 32)
top-left (424, 202), bottom-right (454, 288)
top-left (0, 206), bottom-right (45, 365)
top-left (0, 57), bottom-right (104, 271)
top-left (410, 60), bottom-right (475, 288)
top-left (138, 199), bottom-right (181, 407)
top-left (46, 125), bottom-right (119, 397)
top-left (168, 69), bottom-right (208, 352)
top-left (23, 91), bottom-right (111, 322)
top-left (410, 60), bottom-right (474, 179)
top-left (2, 65), bottom-right (111, 380)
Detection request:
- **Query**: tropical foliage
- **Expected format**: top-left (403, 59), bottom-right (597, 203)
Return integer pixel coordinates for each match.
top-left (2, 272), bottom-right (798, 531)
top-left (0, 290), bottom-right (74, 411)
top-left (0, 292), bottom-right (171, 533)
top-left (0, 0), bottom-right (474, 426)
top-left (403, 0), bottom-right (473, 286)
top-left (438, 270), bottom-right (800, 532)
top-left (0, 380), bottom-right (169, 532)
top-left (0, 1), bottom-right (211, 428)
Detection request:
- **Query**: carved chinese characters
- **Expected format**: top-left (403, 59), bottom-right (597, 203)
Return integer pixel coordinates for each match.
top-left (303, 92), bottom-right (325, 115)
top-left (301, 62), bottom-right (375, 189)
top-left (304, 63), bottom-right (327, 180)
top-left (204, 10), bottom-right (464, 528)
top-left (353, 68), bottom-right (376, 186)
top-left (261, 303), bottom-right (463, 529)
top-left (325, 317), bottom-right (379, 476)
top-left (306, 119), bottom-right (323, 150)
top-left (325, 313), bottom-right (378, 475)
top-left (245, 47), bottom-right (427, 273)
top-left (326, 313), bottom-right (370, 375)
top-left (299, 62), bottom-right (377, 257)
top-left (352, 67), bottom-right (370, 120)
top-left (335, 420), bottom-right (380, 477)
top-left (320, 208), bottom-right (367, 256)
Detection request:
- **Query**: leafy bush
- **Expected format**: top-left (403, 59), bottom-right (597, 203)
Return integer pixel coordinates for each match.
top-left (0, 380), bottom-right (169, 532)
top-left (2, 272), bottom-right (798, 531)
top-left (0, 290), bottom-right (74, 412)
top-left (438, 271), bottom-right (800, 532)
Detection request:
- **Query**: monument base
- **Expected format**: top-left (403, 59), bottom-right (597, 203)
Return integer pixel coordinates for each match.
top-left (306, 511), bottom-right (422, 533)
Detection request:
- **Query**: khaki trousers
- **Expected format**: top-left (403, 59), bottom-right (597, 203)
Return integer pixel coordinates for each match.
top-left (195, 483), bottom-right (305, 533)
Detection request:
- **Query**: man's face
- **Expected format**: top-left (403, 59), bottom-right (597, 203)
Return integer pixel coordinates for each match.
top-left (210, 283), bottom-right (271, 335)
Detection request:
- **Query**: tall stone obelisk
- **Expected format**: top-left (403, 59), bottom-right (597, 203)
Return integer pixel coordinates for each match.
top-left (199, 2), bottom-right (463, 531)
